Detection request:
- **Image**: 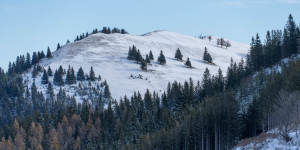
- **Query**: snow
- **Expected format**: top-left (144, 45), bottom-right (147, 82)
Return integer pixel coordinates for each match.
top-left (234, 126), bottom-right (300, 150)
top-left (22, 30), bottom-right (249, 100)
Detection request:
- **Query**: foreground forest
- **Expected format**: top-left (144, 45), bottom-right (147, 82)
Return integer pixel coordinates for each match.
top-left (0, 15), bottom-right (300, 149)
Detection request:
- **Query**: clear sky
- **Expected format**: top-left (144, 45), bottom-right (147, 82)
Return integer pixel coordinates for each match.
top-left (1, 0), bottom-right (300, 70)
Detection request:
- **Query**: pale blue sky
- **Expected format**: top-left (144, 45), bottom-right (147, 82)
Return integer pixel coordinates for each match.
top-left (1, 0), bottom-right (300, 70)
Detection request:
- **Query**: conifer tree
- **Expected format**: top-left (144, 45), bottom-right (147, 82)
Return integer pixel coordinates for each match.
top-left (184, 58), bottom-right (192, 68)
top-left (57, 43), bottom-right (61, 50)
top-left (175, 48), bottom-right (183, 61)
top-left (53, 70), bottom-right (64, 86)
top-left (89, 67), bottom-right (96, 81)
top-left (32, 52), bottom-right (39, 65)
top-left (149, 50), bottom-right (154, 60)
top-left (145, 54), bottom-right (151, 63)
top-left (47, 66), bottom-right (53, 76)
top-left (203, 47), bottom-right (213, 63)
top-left (47, 47), bottom-right (52, 58)
top-left (42, 69), bottom-right (49, 84)
top-left (158, 50), bottom-right (166, 65)
top-left (32, 66), bottom-right (38, 78)
top-left (140, 60), bottom-right (147, 71)
top-left (77, 67), bottom-right (85, 81)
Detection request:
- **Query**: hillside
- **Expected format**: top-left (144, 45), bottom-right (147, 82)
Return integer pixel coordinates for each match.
top-left (23, 30), bottom-right (249, 100)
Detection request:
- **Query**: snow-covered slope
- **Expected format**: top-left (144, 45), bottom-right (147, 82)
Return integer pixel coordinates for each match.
top-left (234, 127), bottom-right (300, 150)
top-left (24, 30), bottom-right (249, 99)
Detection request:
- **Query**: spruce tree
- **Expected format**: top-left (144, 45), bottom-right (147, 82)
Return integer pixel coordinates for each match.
top-left (70, 67), bottom-right (76, 84)
top-left (32, 52), bottom-right (39, 65)
top-left (158, 50), bottom-right (166, 65)
top-left (149, 50), bottom-right (154, 60)
top-left (184, 58), bottom-right (192, 68)
top-left (145, 54), bottom-right (151, 63)
top-left (32, 66), bottom-right (38, 78)
top-left (77, 67), bottom-right (85, 81)
top-left (42, 70), bottom-right (49, 84)
top-left (175, 48), bottom-right (183, 61)
top-left (47, 66), bottom-right (53, 76)
top-left (203, 47), bottom-right (213, 63)
top-left (53, 70), bottom-right (64, 86)
top-left (46, 47), bottom-right (52, 58)
top-left (89, 67), bottom-right (96, 81)
top-left (65, 66), bottom-right (72, 84)
top-left (57, 43), bottom-right (61, 50)
top-left (140, 60), bottom-right (147, 71)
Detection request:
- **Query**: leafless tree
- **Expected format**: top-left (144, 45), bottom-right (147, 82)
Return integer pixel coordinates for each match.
top-left (274, 90), bottom-right (300, 142)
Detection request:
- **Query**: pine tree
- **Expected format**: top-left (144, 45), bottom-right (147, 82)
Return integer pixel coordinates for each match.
top-left (145, 54), bottom-right (151, 63)
top-left (135, 50), bottom-right (143, 63)
top-left (203, 47), bottom-right (213, 63)
top-left (32, 66), bottom-right (38, 78)
top-left (175, 48), bottom-right (183, 61)
top-left (158, 50), bottom-right (166, 65)
top-left (47, 66), bottom-right (53, 76)
top-left (70, 67), bottom-right (76, 84)
top-left (149, 50), bottom-right (154, 60)
top-left (184, 58), bottom-right (192, 68)
top-left (42, 69), bottom-right (49, 84)
top-left (140, 60), bottom-right (147, 71)
top-left (53, 70), bottom-right (64, 86)
top-left (89, 67), bottom-right (96, 81)
top-left (77, 67), bottom-right (85, 81)
top-left (66, 65), bottom-right (72, 84)
top-left (57, 43), bottom-right (61, 50)
top-left (32, 52), bottom-right (39, 65)
top-left (47, 47), bottom-right (52, 58)
top-left (104, 84), bottom-right (111, 98)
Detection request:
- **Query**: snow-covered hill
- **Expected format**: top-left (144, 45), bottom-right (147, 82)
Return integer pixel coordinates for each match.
top-left (23, 30), bottom-right (249, 100)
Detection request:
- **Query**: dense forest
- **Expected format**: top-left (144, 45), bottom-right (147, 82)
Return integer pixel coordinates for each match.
top-left (0, 15), bottom-right (300, 149)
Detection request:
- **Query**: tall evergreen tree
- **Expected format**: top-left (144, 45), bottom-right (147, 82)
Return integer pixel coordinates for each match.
top-left (47, 66), bottom-right (53, 76)
top-left (158, 50), bottom-right (166, 65)
top-left (47, 47), bottom-right (52, 58)
top-left (203, 47), bottom-right (213, 63)
top-left (77, 67), bottom-right (85, 81)
top-left (175, 48), bottom-right (183, 61)
top-left (89, 67), bottom-right (96, 81)
top-left (149, 50), bottom-right (154, 60)
top-left (42, 70), bottom-right (49, 84)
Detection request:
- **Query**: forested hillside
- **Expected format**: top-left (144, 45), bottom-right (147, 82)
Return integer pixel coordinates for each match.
top-left (0, 15), bottom-right (300, 149)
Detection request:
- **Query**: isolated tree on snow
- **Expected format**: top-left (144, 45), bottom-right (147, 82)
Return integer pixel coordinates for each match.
top-left (149, 50), bottom-right (154, 60)
top-left (185, 58), bottom-right (192, 68)
top-left (46, 47), bottom-right (52, 58)
top-left (203, 47), bottom-right (213, 63)
top-left (41, 69), bottom-right (49, 84)
top-left (89, 67), bottom-right (96, 81)
top-left (140, 60), bottom-right (147, 71)
top-left (158, 50), bottom-right (166, 65)
top-left (220, 38), bottom-right (225, 48)
top-left (208, 36), bottom-right (212, 42)
top-left (175, 48), bottom-right (183, 61)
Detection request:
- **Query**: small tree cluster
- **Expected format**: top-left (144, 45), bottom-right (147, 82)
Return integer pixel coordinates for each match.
top-left (217, 38), bottom-right (231, 48)
top-left (127, 45), bottom-right (143, 63)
